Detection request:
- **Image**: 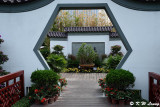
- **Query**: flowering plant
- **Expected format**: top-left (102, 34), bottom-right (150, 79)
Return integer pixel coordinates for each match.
top-left (105, 87), bottom-right (118, 99)
top-left (59, 78), bottom-right (67, 87)
top-left (98, 78), bottom-right (106, 90)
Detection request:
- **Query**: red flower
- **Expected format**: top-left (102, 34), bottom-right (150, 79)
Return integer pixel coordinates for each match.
top-left (110, 88), bottom-right (113, 90)
top-left (99, 84), bottom-right (101, 86)
top-left (29, 96), bottom-right (32, 100)
top-left (34, 89), bottom-right (39, 93)
top-left (40, 87), bottom-right (43, 89)
top-left (41, 99), bottom-right (44, 103)
top-left (41, 98), bottom-right (46, 103)
top-left (106, 94), bottom-right (108, 96)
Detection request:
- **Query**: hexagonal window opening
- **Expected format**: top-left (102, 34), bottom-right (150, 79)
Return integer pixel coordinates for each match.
top-left (34, 4), bottom-right (132, 73)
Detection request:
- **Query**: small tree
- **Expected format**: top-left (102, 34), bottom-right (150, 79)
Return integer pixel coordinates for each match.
top-left (109, 45), bottom-right (123, 57)
top-left (0, 35), bottom-right (9, 76)
top-left (52, 45), bottom-right (64, 56)
top-left (77, 43), bottom-right (96, 65)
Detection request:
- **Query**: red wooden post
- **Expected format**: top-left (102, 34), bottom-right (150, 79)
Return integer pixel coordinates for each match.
top-left (20, 70), bottom-right (24, 98)
top-left (149, 72), bottom-right (154, 102)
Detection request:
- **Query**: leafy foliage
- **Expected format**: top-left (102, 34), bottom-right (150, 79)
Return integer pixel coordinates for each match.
top-left (47, 54), bottom-right (67, 73)
top-left (12, 96), bottom-right (30, 107)
top-left (106, 69), bottom-right (135, 90)
top-left (109, 45), bottom-right (123, 57)
top-left (77, 43), bottom-right (97, 65)
top-left (103, 55), bottom-right (122, 69)
top-left (52, 45), bottom-right (64, 55)
top-left (40, 47), bottom-right (50, 60)
top-left (67, 54), bottom-right (79, 68)
top-left (31, 70), bottom-right (60, 87)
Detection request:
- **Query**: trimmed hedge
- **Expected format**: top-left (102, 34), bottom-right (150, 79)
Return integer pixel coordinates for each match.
top-left (106, 69), bottom-right (135, 90)
top-left (31, 70), bottom-right (60, 87)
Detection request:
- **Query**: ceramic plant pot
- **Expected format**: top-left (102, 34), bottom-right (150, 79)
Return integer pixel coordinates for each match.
top-left (48, 97), bottom-right (55, 104)
top-left (111, 98), bottom-right (118, 104)
top-left (43, 99), bottom-right (49, 105)
top-left (119, 100), bottom-right (125, 105)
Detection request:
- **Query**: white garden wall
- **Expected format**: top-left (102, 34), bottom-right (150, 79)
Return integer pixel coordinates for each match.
top-left (0, 0), bottom-right (160, 100)
top-left (50, 33), bottom-right (126, 56)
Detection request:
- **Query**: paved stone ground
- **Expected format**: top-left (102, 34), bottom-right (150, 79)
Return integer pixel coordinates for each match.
top-left (32, 73), bottom-right (131, 107)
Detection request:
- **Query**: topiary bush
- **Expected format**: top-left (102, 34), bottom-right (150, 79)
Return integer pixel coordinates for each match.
top-left (106, 69), bottom-right (135, 90)
top-left (31, 70), bottom-right (60, 87)
top-left (52, 45), bottom-right (64, 56)
top-left (102, 55), bottom-right (122, 69)
top-left (109, 45), bottom-right (123, 57)
top-left (47, 54), bottom-right (67, 73)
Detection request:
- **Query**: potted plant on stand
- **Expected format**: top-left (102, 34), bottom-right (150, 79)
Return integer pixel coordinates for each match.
top-left (77, 43), bottom-right (97, 69)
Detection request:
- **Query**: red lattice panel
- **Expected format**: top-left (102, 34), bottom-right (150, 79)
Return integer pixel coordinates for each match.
top-left (149, 72), bottom-right (160, 107)
top-left (152, 84), bottom-right (160, 104)
top-left (0, 71), bottom-right (24, 107)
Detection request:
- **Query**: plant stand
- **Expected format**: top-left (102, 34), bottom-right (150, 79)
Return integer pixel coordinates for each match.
top-left (49, 97), bottom-right (55, 104)
top-left (80, 64), bottom-right (95, 69)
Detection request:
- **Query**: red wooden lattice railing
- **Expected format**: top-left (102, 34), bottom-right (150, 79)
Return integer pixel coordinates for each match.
top-left (149, 72), bottom-right (160, 105)
top-left (0, 70), bottom-right (24, 107)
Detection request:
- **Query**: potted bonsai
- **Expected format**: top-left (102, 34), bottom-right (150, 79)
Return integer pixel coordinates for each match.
top-left (77, 43), bottom-right (97, 68)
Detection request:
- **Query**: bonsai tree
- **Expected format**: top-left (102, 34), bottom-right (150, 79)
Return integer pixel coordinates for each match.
top-left (102, 55), bottom-right (122, 69)
top-left (47, 54), bottom-right (67, 73)
top-left (0, 35), bottom-right (9, 76)
top-left (52, 45), bottom-right (64, 56)
top-left (77, 43), bottom-right (97, 65)
top-left (109, 45), bottom-right (123, 57)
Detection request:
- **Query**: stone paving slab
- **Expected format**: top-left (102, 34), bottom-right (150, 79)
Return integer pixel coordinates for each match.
top-left (32, 73), bottom-right (131, 107)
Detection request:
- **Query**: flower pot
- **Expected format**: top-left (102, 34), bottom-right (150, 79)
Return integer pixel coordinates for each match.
top-left (111, 98), bottom-right (118, 104)
top-left (54, 95), bottom-right (58, 102)
top-left (79, 64), bottom-right (95, 68)
top-left (35, 100), bottom-right (40, 104)
top-left (107, 97), bottom-right (111, 103)
top-left (43, 99), bottom-right (49, 105)
top-left (119, 100), bottom-right (125, 105)
top-left (126, 100), bottom-right (131, 105)
top-left (49, 97), bottom-right (55, 104)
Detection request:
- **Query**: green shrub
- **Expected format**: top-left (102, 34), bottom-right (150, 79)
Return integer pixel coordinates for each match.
top-left (109, 45), bottom-right (123, 57)
top-left (101, 54), bottom-right (108, 60)
top-left (40, 47), bottom-right (50, 59)
top-left (67, 54), bottom-right (79, 68)
top-left (106, 69), bottom-right (135, 90)
top-left (12, 97), bottom-right (30, 107)
top-left (52, 45), bottom-right (64, 56)
top-left (31, 70), bottom-right (60, 87)
top-left (47, 54), bottom-right (67, 73)
top-left (94, 55), bottom-right (102, 67)
top-left (103, 55), bottom-right (122, 69)
top-left (77, 43), bottom-right (96, 64)
top-left (67, 59), bottom-right (79, 68)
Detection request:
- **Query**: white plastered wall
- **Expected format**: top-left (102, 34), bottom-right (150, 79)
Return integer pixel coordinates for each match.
top-left (50, 33), bottom-right (126, 56)
top-left (0, 0), bottom-right (160, 100)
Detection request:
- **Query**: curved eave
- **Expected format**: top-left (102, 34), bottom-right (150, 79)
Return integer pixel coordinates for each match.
top-left (112, 0), bottom-right (160, 11)
top-left (0, 0), bottom-right (55, 13)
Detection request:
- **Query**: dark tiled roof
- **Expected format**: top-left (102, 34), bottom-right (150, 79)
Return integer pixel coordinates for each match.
top-left (64, 26), bottom-right (113, 32)
top-left (48, 32), bottom-right (67, 38)
top-left (109, 32), bottom-right (119, 38)
top-left (0, 0), bottom-right (35, 4)
top-left (48, 26), bottom-right (119, 38)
